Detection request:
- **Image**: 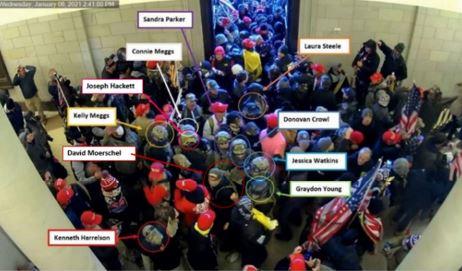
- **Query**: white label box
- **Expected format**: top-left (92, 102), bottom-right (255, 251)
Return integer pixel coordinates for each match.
top-left (82, 79), bottom-right (143, 94)
top-left (67, 107), bottom-right (117, 127)
top-left (126, 43), bottom-right (182, 61)
top-left (290, 181), bottom-right (351, 197)
top-left (286, 152), bottom-right (347, 171)
top-left (48, 230), bottom-right (116, 246)
top-left (137, 11), bottom-right (193, 28)
top-left (278, 111), bottom-right (340, 129)
top-left (62, 146), bottom-right (136, 161)
top-left (299, 38), bottom-right (350, 55)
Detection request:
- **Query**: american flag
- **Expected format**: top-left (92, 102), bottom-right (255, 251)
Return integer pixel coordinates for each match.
top-left (399, 84), bottom-right (422, 135)
top-left (307, 161), bottom-right (382, 249)
top-left (359, 209), bottom-right (383, 244)
top-left (449, 151), bottom-right (462, 181)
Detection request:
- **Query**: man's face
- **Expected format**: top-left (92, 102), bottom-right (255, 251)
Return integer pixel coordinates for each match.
top-left (365, 46), bottom-right (372, 53)
top-left (230, 122), bottom-right (240, 133)
top-left (208, 173), bottom-right (220, 187)
top-left (358, 152), bottom-right (371, 166)
top-left (87, 162), bottom-right (100, 175)
top-left (186, 100), bottom-right (196, 110)
top-left (362, 116), bottom-right (372, 126)
top-left (18, 67), bottom-right (26, 77)
top-left (218, 140), bottom-right (229, 151)
top-left (216, 54), bottom-right (223, 61)
top-left (215, 112), bottom-right (225, 121)
top-left (26, 132), bottom-right (35, 143)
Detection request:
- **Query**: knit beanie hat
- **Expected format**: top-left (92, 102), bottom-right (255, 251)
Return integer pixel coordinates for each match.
top-left (237, 196), bottom-right (253, 220)
top-left (316, 137), bottom-right (333, 151)
top-left (215, 34), bottom-right (228, 46)
top-left (278, 44), bottom-right (289, 55)
top-left (232, 64), bottom-right (244, 75)
top-left (361, 108), bottom-right (374, 118)
top-left (214, 46), bottom-right (225, 56)
top-left (393, 158), bottom-right (410, 177)
top-left (395, 43), bottom-right (405, 53)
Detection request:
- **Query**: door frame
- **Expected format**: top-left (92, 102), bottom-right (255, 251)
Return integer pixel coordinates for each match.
top-left (200, 0), bottom-right (301, 57)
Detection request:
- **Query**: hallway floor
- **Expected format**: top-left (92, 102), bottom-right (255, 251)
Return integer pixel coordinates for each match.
top-left (44, 113), bottom-right (430, 270)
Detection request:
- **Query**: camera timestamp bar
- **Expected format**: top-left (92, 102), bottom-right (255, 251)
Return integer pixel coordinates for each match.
top-left (0, 1), bottom-right (119, 8)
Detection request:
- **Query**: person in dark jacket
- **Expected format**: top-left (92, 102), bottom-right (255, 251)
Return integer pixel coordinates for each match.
top-left (373, 130), bottom-right (404, 161)
top-left (352, 40), bottom-right (380, 106)
top-left (187, 210), bottom-right (218, 270)
top-left (229, 196), bottom-right (269, 268)
top-left (351, 108), bottom-right (379, 148)
top-left (200, 80), bottom-right (232, 114)
top-left (12, 65), bottom-right (46, 122)
top-left (388, 158), bottom-right (411, 207)
top-left (378, 40), bottom-right (407, 82)
top-left (393, 167), bottom-right (437, 233)
top-left (311, 75), bottom-right (336, 111)
top-left (4, 98), bottom-right (24, 135)
top-left (347, 147), bottom-right (373, 178)
top-left (81, 211), bottom-right (122, 270)
top-left (274, 44), bottom-right (292, 73)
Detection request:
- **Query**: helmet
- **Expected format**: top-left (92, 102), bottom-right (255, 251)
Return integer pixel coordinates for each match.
top-left (247, 178), bottom-right (271, 200)
top-left (230, 138), bottom-right (247, 156)
top-left (215, 130), bottom-right (231, 145)
top-left (249, 156), bottom-right (270, 177)
top-left (141, 224), bottom-right (164, 246)
top-left (151, 125), bottom-right (168, 142)
top-left (179, 131), bottom-right (199, 147)
top-left (229, 137), bottom-right (250, 167)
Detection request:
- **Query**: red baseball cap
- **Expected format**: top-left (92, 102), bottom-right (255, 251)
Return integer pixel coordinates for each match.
top-left (289, 253), bottom-right (306, 271)
top-left (311, 63), bottom-right (326, 74)
top-left (243, 38), bottom-right (256, 50)
top-left (80, 211), bottom-right (103, 228)
top-left (146, 61), bottom-right (158, 70)
top-left (265, 113), bottom-right (278, 129)
top-left (176, 179), bottom-right (197, 192)
top-left (154, 114), bottom-right (167, 123)
top-left (56, 187), bottom-right (74, 206)
top-left (135, 103), bottom-right (150, 117)
top-left (149, 162), bottom-right (165, 182)
top-left (54, 178), bottom-right (67, 191)
top-left (350, 130), bottom-right (365, 145)
top-left (197, 210), bottom-right (216, 231)
top-left (382, 130), bottom-right (402, 145)
top-left (210, 102), bottom-right (228, 114)
top-left (370, 72), bottom-right (383, 84)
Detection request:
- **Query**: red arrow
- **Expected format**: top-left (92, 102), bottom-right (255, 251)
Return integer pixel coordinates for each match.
top-left (144, 95), bottom-right (183, 134)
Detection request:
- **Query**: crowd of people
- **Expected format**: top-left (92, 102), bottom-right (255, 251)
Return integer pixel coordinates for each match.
top-left (3, 0), bottom-right (462, 270)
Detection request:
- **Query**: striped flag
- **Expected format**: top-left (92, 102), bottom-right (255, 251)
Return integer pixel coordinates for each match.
top-left (399, 84), bottom-right (422, 135)
top-left (307, 161), bottom-right (382, 248)
top-left (432, 107), bottom-right (453, 131)
top-left (449, 151), bottom-right (462, 181)
top-left (359, 209), bottom-right (383, 244)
